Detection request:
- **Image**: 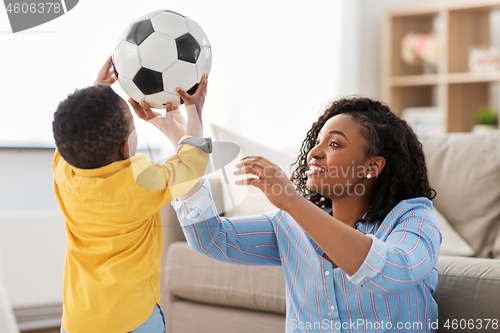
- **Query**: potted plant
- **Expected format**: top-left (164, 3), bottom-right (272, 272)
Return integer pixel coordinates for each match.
top-left (472, 106), bottom-right (499, 133)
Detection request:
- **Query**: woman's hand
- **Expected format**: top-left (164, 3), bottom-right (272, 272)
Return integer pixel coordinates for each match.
top-left (234, 156), bottom-right (301, 211)
top-left (94, 56), bottom-right (117, 86)
top-left (129, 99), bottom-right (186, 147)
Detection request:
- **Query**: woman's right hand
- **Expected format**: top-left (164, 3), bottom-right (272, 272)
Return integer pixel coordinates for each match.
top-left (234, 156), bottom-right (302, 212)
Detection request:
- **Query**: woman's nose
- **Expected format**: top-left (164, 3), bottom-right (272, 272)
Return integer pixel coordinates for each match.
top-left (309, 144), bottom-right (325, 159)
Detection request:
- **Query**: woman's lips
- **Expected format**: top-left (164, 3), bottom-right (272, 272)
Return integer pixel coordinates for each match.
top-left (307, 165), bottom-right (327, 175)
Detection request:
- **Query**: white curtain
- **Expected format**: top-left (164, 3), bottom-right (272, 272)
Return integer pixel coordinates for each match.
top-left (0, 247), bottom-right (20, 333)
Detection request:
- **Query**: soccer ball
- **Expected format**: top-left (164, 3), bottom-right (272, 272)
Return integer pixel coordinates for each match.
top-left (112, 9), bottom-right (212, 109)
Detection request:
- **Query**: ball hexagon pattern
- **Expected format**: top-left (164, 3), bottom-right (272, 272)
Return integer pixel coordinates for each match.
top-left (113, 10), bottom-right (212, 109)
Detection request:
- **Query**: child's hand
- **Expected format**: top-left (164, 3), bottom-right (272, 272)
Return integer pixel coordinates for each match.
top-left (129, 99), bottom-right (186, 147)
top-left (175, 73), bottom-right (208, 118)
top-left (94, 56), bottom-right (117, 86)
top-left (176, 73), bottom-right (208, 138)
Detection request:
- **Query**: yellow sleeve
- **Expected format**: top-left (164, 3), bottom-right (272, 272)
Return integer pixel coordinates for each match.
top-left (133, 136), bottom-right (210, 205)
top-left (53, 148), bottom-right (62, 171)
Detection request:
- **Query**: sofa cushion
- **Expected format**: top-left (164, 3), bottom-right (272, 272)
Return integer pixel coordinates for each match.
top-left (435, 255), bottom-right (500, 327)
top-left (420, 132), bottom-right (500, 258)
top-left (168, 300), bottom-right (285, 333)
top-left (165, 242), bottom-right (286, 315)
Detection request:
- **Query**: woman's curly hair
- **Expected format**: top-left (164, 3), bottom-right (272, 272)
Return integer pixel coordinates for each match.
top-left (290, 96), bottom-right (436, 224)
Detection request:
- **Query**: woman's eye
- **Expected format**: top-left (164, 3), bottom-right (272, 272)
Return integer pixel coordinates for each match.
top-left (314, 141), bottom-right (339, 147)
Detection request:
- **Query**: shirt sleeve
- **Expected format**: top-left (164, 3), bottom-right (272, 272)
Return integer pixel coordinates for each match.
top-left (52, 148), bottom-right (62, 199)
top-left (171, 177), bottom-right (281, 266)
top-left (346, 199), bottom-right (441, 296)
top-left (133, 136), bottom-right (211, 206)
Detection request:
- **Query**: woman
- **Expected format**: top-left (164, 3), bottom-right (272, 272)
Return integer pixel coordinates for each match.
top-left (172, 97), bottom-right (441, 332)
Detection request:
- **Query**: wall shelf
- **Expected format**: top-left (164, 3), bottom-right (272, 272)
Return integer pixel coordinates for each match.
top-left (382, 0), bottom-right (500, 133)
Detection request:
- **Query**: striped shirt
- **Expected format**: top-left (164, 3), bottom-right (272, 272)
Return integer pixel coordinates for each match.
top-left (172, 178), bottom-right (442, 333)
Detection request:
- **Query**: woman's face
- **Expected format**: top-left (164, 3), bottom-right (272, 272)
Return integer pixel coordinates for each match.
top-left (306, 114), bottom-right (373, 199)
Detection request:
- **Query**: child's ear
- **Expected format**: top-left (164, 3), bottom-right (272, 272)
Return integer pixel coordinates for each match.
top-left (119, 140), bottom-right (130, 159)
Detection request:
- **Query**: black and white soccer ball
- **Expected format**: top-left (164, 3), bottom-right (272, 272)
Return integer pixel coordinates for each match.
top-left (112, 10), bottom-right (212, 109)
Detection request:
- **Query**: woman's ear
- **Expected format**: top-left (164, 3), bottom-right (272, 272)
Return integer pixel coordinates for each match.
top-left (367, 156), bottom-right (386, 178)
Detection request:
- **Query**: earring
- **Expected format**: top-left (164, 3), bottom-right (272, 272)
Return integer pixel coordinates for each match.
top-left (366, 173), bottom-right (372, 179)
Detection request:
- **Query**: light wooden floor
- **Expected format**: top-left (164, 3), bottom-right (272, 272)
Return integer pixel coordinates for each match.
top-left (21, 328), bottom-right (60, 333)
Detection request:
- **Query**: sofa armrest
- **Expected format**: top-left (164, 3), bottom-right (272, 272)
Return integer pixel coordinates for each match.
top-left (435, 255), bottom-right (500, 332)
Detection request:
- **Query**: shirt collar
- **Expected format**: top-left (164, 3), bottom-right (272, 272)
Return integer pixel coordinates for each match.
top-left (72, 154), bottom-right (146, 178)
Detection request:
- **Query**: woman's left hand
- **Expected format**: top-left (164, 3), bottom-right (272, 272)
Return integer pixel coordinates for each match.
top-left (234, 156), bottom-right (301, 211)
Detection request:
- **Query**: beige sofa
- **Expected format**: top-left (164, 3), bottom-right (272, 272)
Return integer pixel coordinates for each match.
top-left (159, 132), bottom-right (500, 333)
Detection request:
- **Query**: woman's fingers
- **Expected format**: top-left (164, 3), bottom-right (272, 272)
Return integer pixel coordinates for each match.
top-left (236, 156), bottom-right (270, 170)
top-left (234, 156), bottom-right (278, 179)
top-left (233, 165), bottom-right (263, 178)
top-left (235, 177), bottom-right (265, 190)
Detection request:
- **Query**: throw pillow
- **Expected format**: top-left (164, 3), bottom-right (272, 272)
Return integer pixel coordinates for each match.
top-left (433, 207), bottom-right (475, 256)
top-left (420, 132), bottom-right (500, 258)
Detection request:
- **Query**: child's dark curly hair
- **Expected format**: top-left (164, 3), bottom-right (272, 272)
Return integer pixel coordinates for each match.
top-left (52, 85), bottom-right (130, 169)
top-left (290, 96), bottom-right (436, 224)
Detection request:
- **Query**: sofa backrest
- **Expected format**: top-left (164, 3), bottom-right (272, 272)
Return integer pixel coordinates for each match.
top-left (419, 132), bottom-right (500, 258)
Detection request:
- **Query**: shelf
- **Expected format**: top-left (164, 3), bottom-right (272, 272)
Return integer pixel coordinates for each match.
top-left (390, 14), bottom-right (440, 76)
top-left (387, 0), bottom-right (500, 16)
top-left (447, 72), bottom-right (500, 83)
top-left (388, 72), bottom-right (499, 87)
top-left (390, 74), bottom-right (440, 86)
top-left (382, 0), bottom-right (500, 134)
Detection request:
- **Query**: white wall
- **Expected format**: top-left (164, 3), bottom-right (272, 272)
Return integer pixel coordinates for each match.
top-left (0, 0), bottom-right (342, 153)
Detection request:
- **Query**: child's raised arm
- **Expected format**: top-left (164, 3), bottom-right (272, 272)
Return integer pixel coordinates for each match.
top-left (175, 73), bottom-right (208, 138)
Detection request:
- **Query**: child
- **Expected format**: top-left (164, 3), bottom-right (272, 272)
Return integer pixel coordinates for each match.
top-left (52, 56), bottom-right (211, 333)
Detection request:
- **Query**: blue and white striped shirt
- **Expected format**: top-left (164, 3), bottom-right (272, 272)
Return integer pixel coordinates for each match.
top-left (172, 178), bottom-right (442, 333)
